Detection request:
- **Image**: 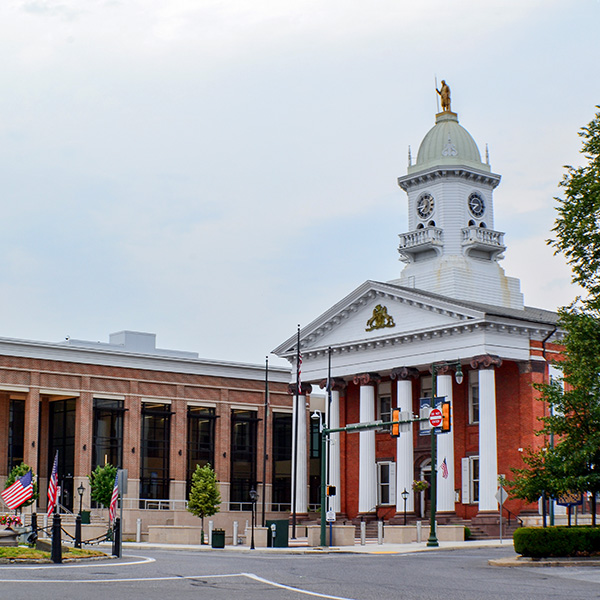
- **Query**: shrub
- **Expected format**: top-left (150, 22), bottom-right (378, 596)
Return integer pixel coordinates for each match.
top-left (464, 527), bottom-right (471, 540)
top-left (514, 526), bottom-right (600, 558)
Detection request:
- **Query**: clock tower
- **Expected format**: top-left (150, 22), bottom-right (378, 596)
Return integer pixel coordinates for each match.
top-left (392, 105), bottom-right (524, 310)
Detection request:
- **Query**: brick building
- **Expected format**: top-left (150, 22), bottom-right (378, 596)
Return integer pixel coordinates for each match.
top-left (0, 330), bottom-right (292, 533)
top-left (274, 98), bottom-right (563, 533)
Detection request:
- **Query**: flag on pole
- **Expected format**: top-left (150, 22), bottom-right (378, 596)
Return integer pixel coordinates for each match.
top-left (1, 470), bottom-right (34, 510)
top-left (109, 472), bottom-right (119, 523)
top-left (47, 451), bottom-right (59, 516)
top-left (440, 457), bottom-right (449, 479)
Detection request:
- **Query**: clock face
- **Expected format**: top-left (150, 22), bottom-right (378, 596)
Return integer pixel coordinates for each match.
top-left (468, 192), bottom-right (485, 218)
top-left (417, 193), bottom-right (435, 219)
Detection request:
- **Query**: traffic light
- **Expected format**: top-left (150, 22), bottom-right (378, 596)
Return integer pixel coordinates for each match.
top-left (391, 408), bottom-right (400, 437)
top-left (441, 400), bottom-right (451, 433)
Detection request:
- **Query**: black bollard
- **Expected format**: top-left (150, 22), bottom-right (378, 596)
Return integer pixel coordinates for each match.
top-left (112, 517), bottom-right (121, 558)
top-left (51, 513), bottom-right (62, 564)
top-left (75, 513), bottom-right (82, 548)
top-left (28, 513), bottom-right (38, 547)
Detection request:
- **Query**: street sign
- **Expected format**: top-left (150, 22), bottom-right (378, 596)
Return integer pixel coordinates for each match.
top-left (557, 492), bottom-right (583, 506)
top-left (429, 408), bottom-right (443, 428)
top-left (496, 486), bottom-right (508, 505)
top-left (326, 509), bottom-right (336, 523)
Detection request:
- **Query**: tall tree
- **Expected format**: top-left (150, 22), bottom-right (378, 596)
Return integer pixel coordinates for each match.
top-left (187, 464), bottom-right (221, 544)
top-left (550, 106), bottom-right (600, 308)
top-left (511, 108), bottom-right (600, 523)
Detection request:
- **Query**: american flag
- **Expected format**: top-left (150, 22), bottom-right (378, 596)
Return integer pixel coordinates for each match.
top-left (440, 457), bottom-right (449, 479)
top-left (47, 451), bottom-right (59, 516)
top-left (1, 470), bottom-right (34, 510)
top-left (109, 472), bottom-right (119, 523)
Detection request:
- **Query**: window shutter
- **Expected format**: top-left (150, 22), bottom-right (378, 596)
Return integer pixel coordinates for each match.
top-left (461, 457), bottom-right (470, 504)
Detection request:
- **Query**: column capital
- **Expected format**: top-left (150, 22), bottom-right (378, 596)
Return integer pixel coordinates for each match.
top-left (288, 382), bottom-right (313, 396)
top-left (470, 355), bottom-right (503, 370)
top-left (390, 366), bottom-right (420, 381)
top-left (318, 378), bottom-right (347, 392)
top-left (353, 372), bottom-right (381, 387)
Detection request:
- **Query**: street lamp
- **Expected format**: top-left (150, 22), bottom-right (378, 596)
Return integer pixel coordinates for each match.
top-left (312, 410), bottom-right (328, 548)
top-left (427, 360), bottom-right (463, 548)
top-left (401, 488), bottom-right (409, 526)
top-left (77, 483), bottom-right (85, 515)
top-left (249, 488), bottom-right (259, 550)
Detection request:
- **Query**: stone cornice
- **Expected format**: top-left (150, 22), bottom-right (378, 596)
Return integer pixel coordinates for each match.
top-left (470, 354), bottom-right (503, 370)
top-left (397, 165), bottom-right (501, 191)
top-left (288, 382), bottom-right (313, 396)
top-left (353, 373), bottom-right (381, 386)
top-left (390, 367), bottom-right (420, 381)
top-left (318, 377), bottom-right (347, 392)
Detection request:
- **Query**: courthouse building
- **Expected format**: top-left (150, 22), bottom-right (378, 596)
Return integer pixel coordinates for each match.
top-left (0, 330), bottom-right (292, 532)
top-left (274, 98), bottom-right (562, 531)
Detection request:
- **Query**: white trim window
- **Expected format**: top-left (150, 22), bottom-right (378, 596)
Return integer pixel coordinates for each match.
top-left (468, 370), bottom-right (479, 424)
top-left (378, 381), bottom-right (392, 431)
top-left (461, 456), bottom-right (479, 504)
top-left (377, 461), bottom-right (396, 506)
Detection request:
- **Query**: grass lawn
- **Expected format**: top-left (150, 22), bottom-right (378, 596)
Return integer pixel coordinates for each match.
top-left (0, 546), bottom-right (107, 561)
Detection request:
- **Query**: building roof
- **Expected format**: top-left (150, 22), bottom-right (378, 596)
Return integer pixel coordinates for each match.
top-left (410, 110), bottom-right (490, 174)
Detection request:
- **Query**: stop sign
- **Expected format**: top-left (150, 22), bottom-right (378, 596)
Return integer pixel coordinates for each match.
top-left (429, 407), bottom-right (443, 427)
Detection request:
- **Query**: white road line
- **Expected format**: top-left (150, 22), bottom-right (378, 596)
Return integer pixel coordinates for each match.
top-left (0, 572), bottom-right (244, 584)
top-left (242, 573), bottom-right (358, 600)
top-left (0, 570), bottom-right (359, 599)
top-left (0, 555), bottom-right (154, 570)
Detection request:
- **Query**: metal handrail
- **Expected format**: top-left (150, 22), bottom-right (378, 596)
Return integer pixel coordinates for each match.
top-left (502, 505), bottom-right (524, 527)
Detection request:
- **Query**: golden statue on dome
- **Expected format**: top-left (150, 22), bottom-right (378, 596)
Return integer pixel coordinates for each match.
top-left (436, 80), bottom-right (451, 112)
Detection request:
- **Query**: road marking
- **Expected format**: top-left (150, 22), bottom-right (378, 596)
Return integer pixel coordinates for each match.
top-left (0, 555), bottom-right (154, 570)
top-left (243, 573), bottom-right (358, 600)
top-left (0, 570), bottom-right (359, 598)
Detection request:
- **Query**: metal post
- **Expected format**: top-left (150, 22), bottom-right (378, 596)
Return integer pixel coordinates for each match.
top-left (51, 513), bottom-right (62, 564)
top-left (403, 490), bottom-right (408, 525)
top-left (136, 518), bottom-right (142, 543)
top-left (75, 513), bottom-right (82, 548)
top-left (320, 424), bottom-right (327, 546)
top-left (427, 364), bottom-right (439, 547)
top-left (233, 521), bottom-right (238, 546)
top-left (377, 520), bottom-right (383, 545)
top-left (262, 356), bottom-right (269, 527)
top-left (251, 501), bottom-right (255, 549)
top-left (30, 513), bottom-right (38, 546)
top-left (360, 520), bottom-right (366, 546)
top-left (112, 517), bottom-right (121, 557)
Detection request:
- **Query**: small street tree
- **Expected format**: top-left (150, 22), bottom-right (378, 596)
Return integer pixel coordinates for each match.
top-left (510, 108), bottom-right (600, 524)
top-left (88, 464), bottom-right (118, 508)
top-left (4, 463), bottom-right (39, 508)
top-left (187, 464), bottom-right (221, 544)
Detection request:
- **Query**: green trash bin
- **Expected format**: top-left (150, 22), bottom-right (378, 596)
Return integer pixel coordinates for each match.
top-left (211, 529), bottom-right (225, 548)
top-left (80, 510), bottom-right (91, 525)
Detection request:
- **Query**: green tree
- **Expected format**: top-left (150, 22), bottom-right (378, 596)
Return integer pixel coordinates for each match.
top-left (3, 463), bottom-right (38, 508)
top-left (187, 464), bottom-right (221, 544)
top-left (88, 464), bottom-right (118, 508)
top-left (510, 108), bottom-right (600, 523)
top-left (550, 106), bottom-right (600, 308)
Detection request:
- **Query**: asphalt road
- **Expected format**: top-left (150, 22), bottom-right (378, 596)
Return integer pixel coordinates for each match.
top-left (1, 546), bottom-right (600, 600)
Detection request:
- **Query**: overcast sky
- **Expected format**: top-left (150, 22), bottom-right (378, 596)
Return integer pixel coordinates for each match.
top-left (0, 0), bottom-right (598, 367)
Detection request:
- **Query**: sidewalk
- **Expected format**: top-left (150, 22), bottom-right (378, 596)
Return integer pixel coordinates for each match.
top-left (116, 538), bottom-right (508, 555)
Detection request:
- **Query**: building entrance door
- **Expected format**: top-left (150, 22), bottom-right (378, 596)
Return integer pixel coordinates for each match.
top-left (49, 398), bottom-right (76, 512)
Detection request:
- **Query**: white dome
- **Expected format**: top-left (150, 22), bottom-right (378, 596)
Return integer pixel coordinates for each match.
top-left (410, 111), bottom-right (489, 173)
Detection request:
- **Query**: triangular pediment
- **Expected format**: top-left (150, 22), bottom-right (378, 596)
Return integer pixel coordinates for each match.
top-left (273, 280), bottom-right (484, 358)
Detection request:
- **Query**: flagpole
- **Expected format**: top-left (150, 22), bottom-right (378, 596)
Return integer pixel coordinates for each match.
top-left (291, 325), bottom-right (300, 539)
top-left (326, 347), bottom-right (332, 514)
top-left (261, 356), bottom-right (269, 527)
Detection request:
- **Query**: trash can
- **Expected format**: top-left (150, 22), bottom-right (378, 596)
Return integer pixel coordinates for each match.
top-left (80, 511), bottom-right (91, 525)
top-left (211, 529), bottom-right (225, 548)
top-left (266, 520), bottom-right (289, 548)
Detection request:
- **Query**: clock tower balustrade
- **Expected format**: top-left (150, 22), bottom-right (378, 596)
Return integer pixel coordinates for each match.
top-left (398, 226), bottom-right (443, 263)
top-left (461, 226), bottom-right (506, 260)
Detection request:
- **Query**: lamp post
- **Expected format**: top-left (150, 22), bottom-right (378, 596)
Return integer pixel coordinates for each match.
top-left (427, 360), bottom-right (463, 548)
top-left (249, 488), bottom-right (258, 550)
top-left (312, 410), bottom-right (328, 547)
top-left (401, 488), bottom-right (409, 526)
top-left (77, 483), bottom-right (85, 514)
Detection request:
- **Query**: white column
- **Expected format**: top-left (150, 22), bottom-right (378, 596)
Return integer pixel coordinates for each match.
top-left (327, 388), bottom-right (342, 513)
top-left (291, 389), bottom-right (309, 515)
top-left (394, 371), bottom-right (417, 513)
top-left (356, 374), bottom-right (378, 514)
top-left (478, 368), bottom-right (498, 511)
top-left (436, 374), bottom-right (455, 512)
